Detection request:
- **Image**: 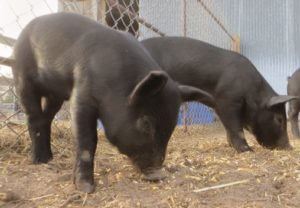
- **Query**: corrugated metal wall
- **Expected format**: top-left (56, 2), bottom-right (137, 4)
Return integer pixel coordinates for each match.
top-left (140, 0), bottom-right (300, 95)
top-left (239, 0), bottom-right (299, 95)
top-left (138, 0), bottom-right (300, 125)
top-left (294, 0), bottom-right (300, 69)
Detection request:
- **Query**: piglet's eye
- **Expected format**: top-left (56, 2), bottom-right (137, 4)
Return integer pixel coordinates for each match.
top-left (136, 116), bottom-right (154, 135)
top-left (274, 115), bottom-right (283, 125)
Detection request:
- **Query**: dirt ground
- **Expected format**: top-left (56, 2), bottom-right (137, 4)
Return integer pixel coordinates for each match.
top-left (0, 122), bottom-right (299, 208)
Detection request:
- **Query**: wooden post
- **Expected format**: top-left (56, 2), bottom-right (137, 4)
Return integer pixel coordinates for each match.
top-left (97, 0), bottom-right (107, 24)
top-left (231, 34), bottom-right (240, 53)
top-left (58, 0), bottom-right (102, 21)
top-left (58, 0), bottom-right (107, 24)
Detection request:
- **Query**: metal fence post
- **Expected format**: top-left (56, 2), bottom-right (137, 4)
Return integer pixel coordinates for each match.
top-left (182, 0), bottom-right (189, 133)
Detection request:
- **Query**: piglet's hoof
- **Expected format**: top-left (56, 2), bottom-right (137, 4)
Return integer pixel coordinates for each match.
top-left (32, 153), bottom-right (53, 164)
top-left (277, 143), bottom-right (293, 151)
top-left (142, 168), bottom-right (167, 182)
top-left (75, 180), bottom-right (95, 193)
top-left (236, 145), bottom-right (253, 153)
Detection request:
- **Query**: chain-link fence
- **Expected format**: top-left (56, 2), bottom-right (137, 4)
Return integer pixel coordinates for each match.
top-left (1, 0), bottom-right (299, 141)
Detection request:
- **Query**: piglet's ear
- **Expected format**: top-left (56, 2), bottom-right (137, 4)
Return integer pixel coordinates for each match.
top-left (179, 85), bottom-right (214, 106)
top-left (266, 95), bottom-right (298, 108)
top-left (129, 71), bottom-right (168, 106)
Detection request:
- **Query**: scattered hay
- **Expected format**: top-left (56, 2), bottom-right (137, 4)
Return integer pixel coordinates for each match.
top-left (0, 122), bottom-right (299, 207)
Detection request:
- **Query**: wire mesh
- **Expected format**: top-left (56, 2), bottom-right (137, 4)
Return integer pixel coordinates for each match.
top-left (2, 0), bottom-right (297, 141)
